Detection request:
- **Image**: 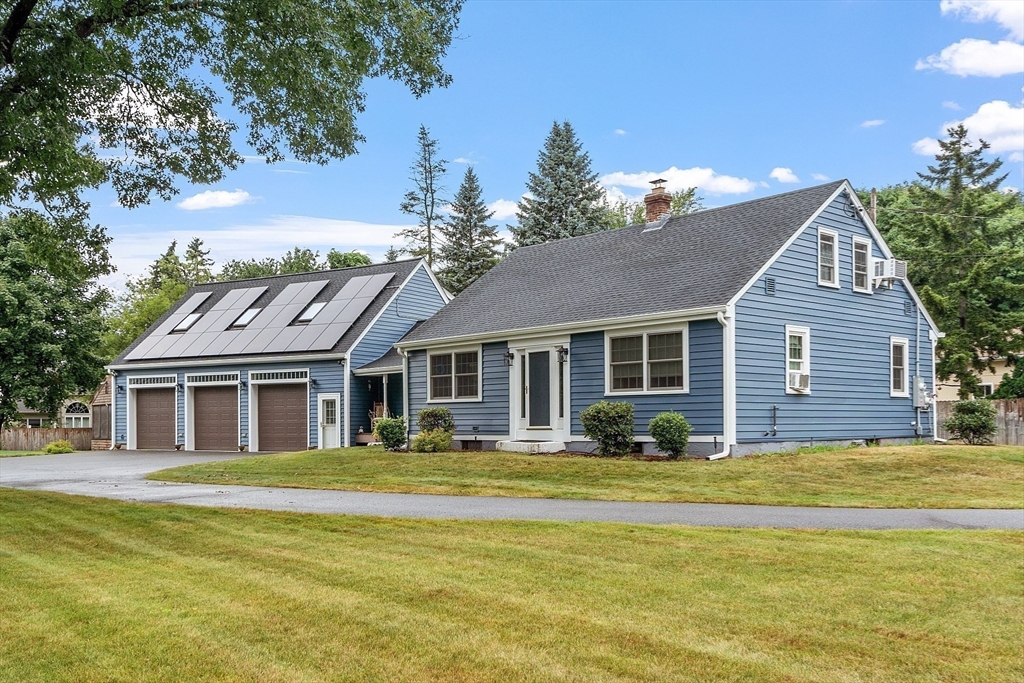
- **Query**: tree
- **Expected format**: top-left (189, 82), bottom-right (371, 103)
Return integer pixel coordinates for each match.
top-left (512, 121), bottom-right (606, 246)
top-left (990, 364), bottom-right (1024, 399)
top-left (867, 124), bottom-right (1024, 398)
top-left (1, 0), bottom-right (463, 227)
top-left (326, 249), bottom-right (371, 269)
top-left (182, 237), bottom-right (214, 286)
top-left (0, 213), bottom-right (109, 429)
top-left (437, 167), bottom-right (502, 294)
top-left (383, 245), bottom-right (402, 263)
top-left (398, 125), bottom-right (447, 266)
top-left (279, 247), bottom-right (323, 274)
top-left (603, 188), bottom-right (704, 229)
top-left (219, 257), bottom-right (281, 281)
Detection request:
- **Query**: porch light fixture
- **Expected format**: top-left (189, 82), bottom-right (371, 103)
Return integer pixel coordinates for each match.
top-left (556, 346), bottom-right (568, 364)
top-left (503, 350), bottom-right (515, 367)
top-left (116, 385), bottom-right (125, 394)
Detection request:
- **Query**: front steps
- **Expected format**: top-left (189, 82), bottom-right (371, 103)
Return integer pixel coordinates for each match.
top-left (496, 440), bottom-right (565, 454)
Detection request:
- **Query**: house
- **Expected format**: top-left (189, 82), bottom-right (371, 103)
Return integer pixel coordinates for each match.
top-left (935, 356), bottom-right (1011, 400)
top-left (393, 180), bottom-right (941, 456)
top-left (105, 259), bottom-right (448, 451)
top-left (13, 397), bottom-right (93, 429)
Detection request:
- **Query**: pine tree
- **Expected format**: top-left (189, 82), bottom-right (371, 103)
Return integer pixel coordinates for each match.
top-left (437, 167), bottom-right (503, 294)
top-left (383, 245), bottom-right (402, 262)
top-left (512, 121), bottom-right (605, 247)
top-left (182, 237), bottom-right (215, 286)
top-left (398, 125), bottom-right (447, 266)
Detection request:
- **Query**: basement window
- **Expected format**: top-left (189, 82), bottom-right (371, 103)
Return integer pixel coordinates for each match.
top-left (231, 308), bottom-right (261, 328)
top-left (172, 313), bottom-right (201, 333)
top-left (294, 302), bottom-right (326, 325)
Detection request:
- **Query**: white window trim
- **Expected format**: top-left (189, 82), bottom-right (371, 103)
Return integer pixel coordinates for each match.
top-left (817, 227), bottom-right (840, 289)
top-left (785, 325), bottom-right (811, 395)
top-left (604, 323), bottom-right (690, 396)
top-left (851, 236), bottom-right (872, 294)
top-left (427, 346), bottom-right (483, 403)
top-left (249, 368), bottom-right (309, 385)
top-left (890, 336), bottom-right (910, 398)
top-left (979, 383), bottom-right (994, 397)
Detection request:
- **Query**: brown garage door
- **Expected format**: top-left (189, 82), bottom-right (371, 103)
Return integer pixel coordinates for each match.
top-left (194, 386), bottom-right (238, 451)
top-left (136, 388), bottom-right (176, 449)
top-left (257, 384), bottom-right (308, 452)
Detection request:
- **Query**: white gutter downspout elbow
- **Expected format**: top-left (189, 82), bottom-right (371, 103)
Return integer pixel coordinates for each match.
top-left (710, 310), bottom-right (733, 461)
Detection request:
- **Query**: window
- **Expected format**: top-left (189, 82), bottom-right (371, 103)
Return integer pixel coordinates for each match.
top-left (785, 325), bottom-right (810, 394)
top-left (890, 337), bottom-right (909, 397)
top-left (231, 308), bottom-right (261, 328)
top-left (429, 349), bottom-right (480, 401)
top-left (606, 326), bottom-right (688, 394)
top-left (852, 237), bottom-right (871, 293)
top-left (979, 383), bottom-right (994, 397)
top-left (172, 312), bottom-right (201, 333)
top-left (294, 302), bottom-right (326, 325)
top-left (817, 228), bottom-right (839, 287)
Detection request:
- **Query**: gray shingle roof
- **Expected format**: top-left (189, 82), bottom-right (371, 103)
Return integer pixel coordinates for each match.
top-left (402, 181), bottom-right (845, 344)
top-left (111, 259), bottom-right (422, 366)
top-left (354, 346), bottom-right (404, 373)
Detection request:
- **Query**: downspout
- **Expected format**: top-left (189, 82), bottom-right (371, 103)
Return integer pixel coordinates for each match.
top-left (398, 348), bottom-right (410, 449)
top-left (710, 309), bottom-right (734, 460)
top-left (342, 357), bottom-right (350, 448)
top-left (108, 371), bottom-right (117, 450)
top-left (915, 302), bottom-right (922, 438)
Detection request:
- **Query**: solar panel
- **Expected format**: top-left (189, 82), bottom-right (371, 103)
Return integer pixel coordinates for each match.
top-left (124, 292), bottom-right (210, 360)
top-left (303, 273), bottom-right (394, 351)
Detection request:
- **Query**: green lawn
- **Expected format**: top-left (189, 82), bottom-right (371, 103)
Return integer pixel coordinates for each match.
top-left (0, 450), bottom-right (43, 457)
top-left (1, 489), bottom-right (1020, 683)
top-left (151, 444), bottom-right (1024, 509)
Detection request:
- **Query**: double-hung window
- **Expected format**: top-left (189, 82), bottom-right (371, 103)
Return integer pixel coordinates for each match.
top-left (429, 349), bottom-right (480, 401)
top-left (890, 337), bottom-right (909, 397)
top-left (607, 326), bottom-right (688, 394)
top-left (852, 237), bottom-right (871, 293)
top-left (785, 325), bottom-right (810, 394)
top-left (817, 228), bottom-right (839, 288)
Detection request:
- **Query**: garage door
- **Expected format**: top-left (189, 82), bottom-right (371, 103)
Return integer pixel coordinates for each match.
top-left (135, 388), bottom-right (176, 449)
top-left (194, 386), bottom-right (238, 451)
top-left (257, 384), bottom-right (308, 452)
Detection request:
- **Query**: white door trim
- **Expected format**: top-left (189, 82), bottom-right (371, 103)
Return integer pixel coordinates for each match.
top-left (318, 393), bottom-right (341, 449)
top-left (510, 338), bottom-right (570, 442)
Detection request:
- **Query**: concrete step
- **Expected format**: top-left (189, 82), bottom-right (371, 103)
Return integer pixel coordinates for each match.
top-left (496, 440), bottom-right (565, 454)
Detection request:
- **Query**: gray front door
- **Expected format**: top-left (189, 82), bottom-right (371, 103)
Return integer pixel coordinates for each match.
top-left (528, 350), bottom-right (550, 427)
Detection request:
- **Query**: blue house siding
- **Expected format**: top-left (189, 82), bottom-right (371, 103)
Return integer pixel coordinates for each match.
top-left (734, 194), bottom-right (934, 444)
top-left (348, 265), bottom-right (447, 444)
top-left (569, 320), bottom-right (725, 437)
top-left (407, 342), bottom-right (510, 436)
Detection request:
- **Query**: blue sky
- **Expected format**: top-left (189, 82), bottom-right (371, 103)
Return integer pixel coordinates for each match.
top-left (89, 0), bottom-right (1024, 290)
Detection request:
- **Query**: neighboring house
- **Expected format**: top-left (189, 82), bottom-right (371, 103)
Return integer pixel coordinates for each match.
top-left (395, 180), bottom-right (941, 456)
top-left (14, 398), bottom-right (92, 429)
top-left (935, 357), bottom-right (1011, 401)
top-left (106, 259), bottom-right (448, 451)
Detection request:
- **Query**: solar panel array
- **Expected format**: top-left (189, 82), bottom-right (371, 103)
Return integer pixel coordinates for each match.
top-left (123, 272), bottom-right (395, 361)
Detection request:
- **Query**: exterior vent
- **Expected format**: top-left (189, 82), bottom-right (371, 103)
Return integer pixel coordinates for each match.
top-left (904, 301), bottom-right (913, 317)
top-left (765, 277), bottom-right (776, 296)
top-left (128, 376), bottom-right (176, 386)
top-left (872, 258), bottom-right (908, 287)
top-left (787, 372), bottom-right (810, 393)
top-left (250, 370), bottom-right (308, 382)
top-left (186, 373), bottom-right (240, 384)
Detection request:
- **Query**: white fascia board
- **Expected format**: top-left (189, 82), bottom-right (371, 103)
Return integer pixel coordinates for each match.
top-left (420, 261), bottom-right (454, 303)
top-left (352, 365), bottom-right (403, 376)
top-left (106, 352), bottom-right (347, 372)
top-left (345, 260), bottom-right (426, 356)
top-left (394, 305), bottom-right (726, 351)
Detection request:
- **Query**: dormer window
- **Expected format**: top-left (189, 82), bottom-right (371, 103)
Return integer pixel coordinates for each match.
top-left (172, 313), bottom-right (201, 333)
top-left (231, 308), bottom-right (261, 329)
top-left (294, 302), bottom-right (326, 325)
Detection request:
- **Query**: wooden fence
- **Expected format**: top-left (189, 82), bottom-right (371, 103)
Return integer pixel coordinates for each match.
top-left (0, 428), bottom-right (93, 451)
top-left (935, 399), bottom-right (1023, 447)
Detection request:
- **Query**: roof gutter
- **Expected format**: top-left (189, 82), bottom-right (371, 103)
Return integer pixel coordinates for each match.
top-left (106, 352), bottom-right (348, 372)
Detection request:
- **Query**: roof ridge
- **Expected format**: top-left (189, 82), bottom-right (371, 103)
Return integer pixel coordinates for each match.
top-left (188, 257), bottom-right (422, 287)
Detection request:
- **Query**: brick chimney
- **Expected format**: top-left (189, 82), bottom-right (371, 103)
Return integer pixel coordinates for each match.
top-left (644, 178), bottom-right (671, 223)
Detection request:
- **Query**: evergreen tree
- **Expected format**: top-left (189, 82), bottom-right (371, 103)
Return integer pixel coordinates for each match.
top-left (145, 241), bottom-right (185, 290)
top-left (512, 121), bottom-right (605, 246)
top-left (182, 238), bottom-right (215, 286)
top-left (437, 167), bottom-right (503, 294)
top-left (383, 245), bottom-right (402, 263)
top-left (869, 124), bottom-right (1024, 398)
top-left (398, 125), bottom-right (447, 266)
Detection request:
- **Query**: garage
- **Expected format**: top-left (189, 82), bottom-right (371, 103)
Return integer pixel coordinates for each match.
top-left (135, 388), bottom-right (176, 449)
top-left (193, 386), bottom-right (238, 451)
top-left (257, 384), bottom-right (308, 452)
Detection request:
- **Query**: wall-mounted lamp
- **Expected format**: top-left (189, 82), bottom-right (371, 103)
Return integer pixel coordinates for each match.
top-left (310, 378), bottom-right (318, 388)
top-left (239, 380), bottom-right (247, 389)
top-left (116, 385), bottom-right (125, 394)
top-left (503, 350), bottom-right (515, 367)
top-left (176, 382), bottom-right (184, 390)
top-left (556, 346), bottom-right (568, 364)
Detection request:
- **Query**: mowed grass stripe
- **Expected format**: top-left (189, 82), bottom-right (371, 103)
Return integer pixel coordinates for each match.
top-left (1, 489), bottom-right (1022, 682)
top-left (151, 444), bottom-right (1024, 509)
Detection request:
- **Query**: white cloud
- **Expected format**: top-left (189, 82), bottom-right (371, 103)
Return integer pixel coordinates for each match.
top-left (942, 100), bottom-right (963, 110)
top-left (487, 199), bottom-right (519, 220)
top-left (860, 119), bottom-right (886, 128)
top-left (768, 167), bottom-right (800, 184)
top-left (913, 99), bottom-right (1024, 157)
top-left (177, 189), bottom-right (253, 210)
top-left (452, 157), bottom-right (473, 164)
top-left (916, 38), bottom-right (1024, 77)
top-left (811, 173), bottom-right (831, 181)
top-left (941, 0), bottom-right (1024, 40)
top-left (600, 166), bottom-right (760, 196)
top-left (614, 129), bottom-right (627, 136)
top-left (912, 137), bottom-right (943, 156)
top-left (272, 169), bottom-right (310, 175)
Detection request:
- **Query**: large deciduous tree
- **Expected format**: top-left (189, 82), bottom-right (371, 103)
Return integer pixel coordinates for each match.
top-left (437, 167), bottom-right (502, 294)
top-left (512, 121), bottom-right (605, 247)
top-left (398, 124), bottom-right (447, 266)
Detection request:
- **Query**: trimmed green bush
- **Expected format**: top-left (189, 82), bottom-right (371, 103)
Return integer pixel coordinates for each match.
top-left (580, 401), bottom-right (634, 456)
top-left (944, 399), bottom-right (997, 445)
top-left (43, 439), bottom-right (74, 454)
top-left (417, 407), bottom-right (455, 434)
top-left (373, 417), bottom-right (406, 451)
top-left (410, 429), bottom-right (452, 453)
top-left (649, 412), bottom-right (693, 459)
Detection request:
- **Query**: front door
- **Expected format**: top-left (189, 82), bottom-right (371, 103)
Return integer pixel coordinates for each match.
top-left (515, 343), bottom-right (567, 441)
top-left (319, 394), bottom-right (340, 449)
top-left (528, 351), bottom-right (551, 427)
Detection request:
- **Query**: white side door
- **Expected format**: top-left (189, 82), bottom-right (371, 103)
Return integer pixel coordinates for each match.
top-left (318, 393), bottom-right (341, 449)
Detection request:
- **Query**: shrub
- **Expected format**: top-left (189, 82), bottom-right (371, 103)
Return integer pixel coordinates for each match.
top-left (649, 412), bottom-right (693, 459)
top-left (43, 439), bottom-right (74, 454)
top-left (417, 407), bottom-right (455, 434)
top-left (410, 429), bottom-right (452, 453)
top-left (580, 401), bottom-right (634, 456)
top-left (373, 417), bottom-right (406, 451)
top-left (944, 399), bottom-right (997, 445)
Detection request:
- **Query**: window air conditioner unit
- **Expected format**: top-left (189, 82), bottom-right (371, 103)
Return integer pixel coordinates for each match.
top-left (872, 258), bottom-right (907, 287)
top-left (788, 372), bottom-right (810, 392)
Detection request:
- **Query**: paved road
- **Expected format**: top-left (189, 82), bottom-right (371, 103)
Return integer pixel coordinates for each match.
top-left (2, 451), bottom-right (1022, 530)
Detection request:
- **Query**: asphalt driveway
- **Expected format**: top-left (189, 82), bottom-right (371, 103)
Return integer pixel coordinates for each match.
top-left (1, 450), bottom-right (1022, 530)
